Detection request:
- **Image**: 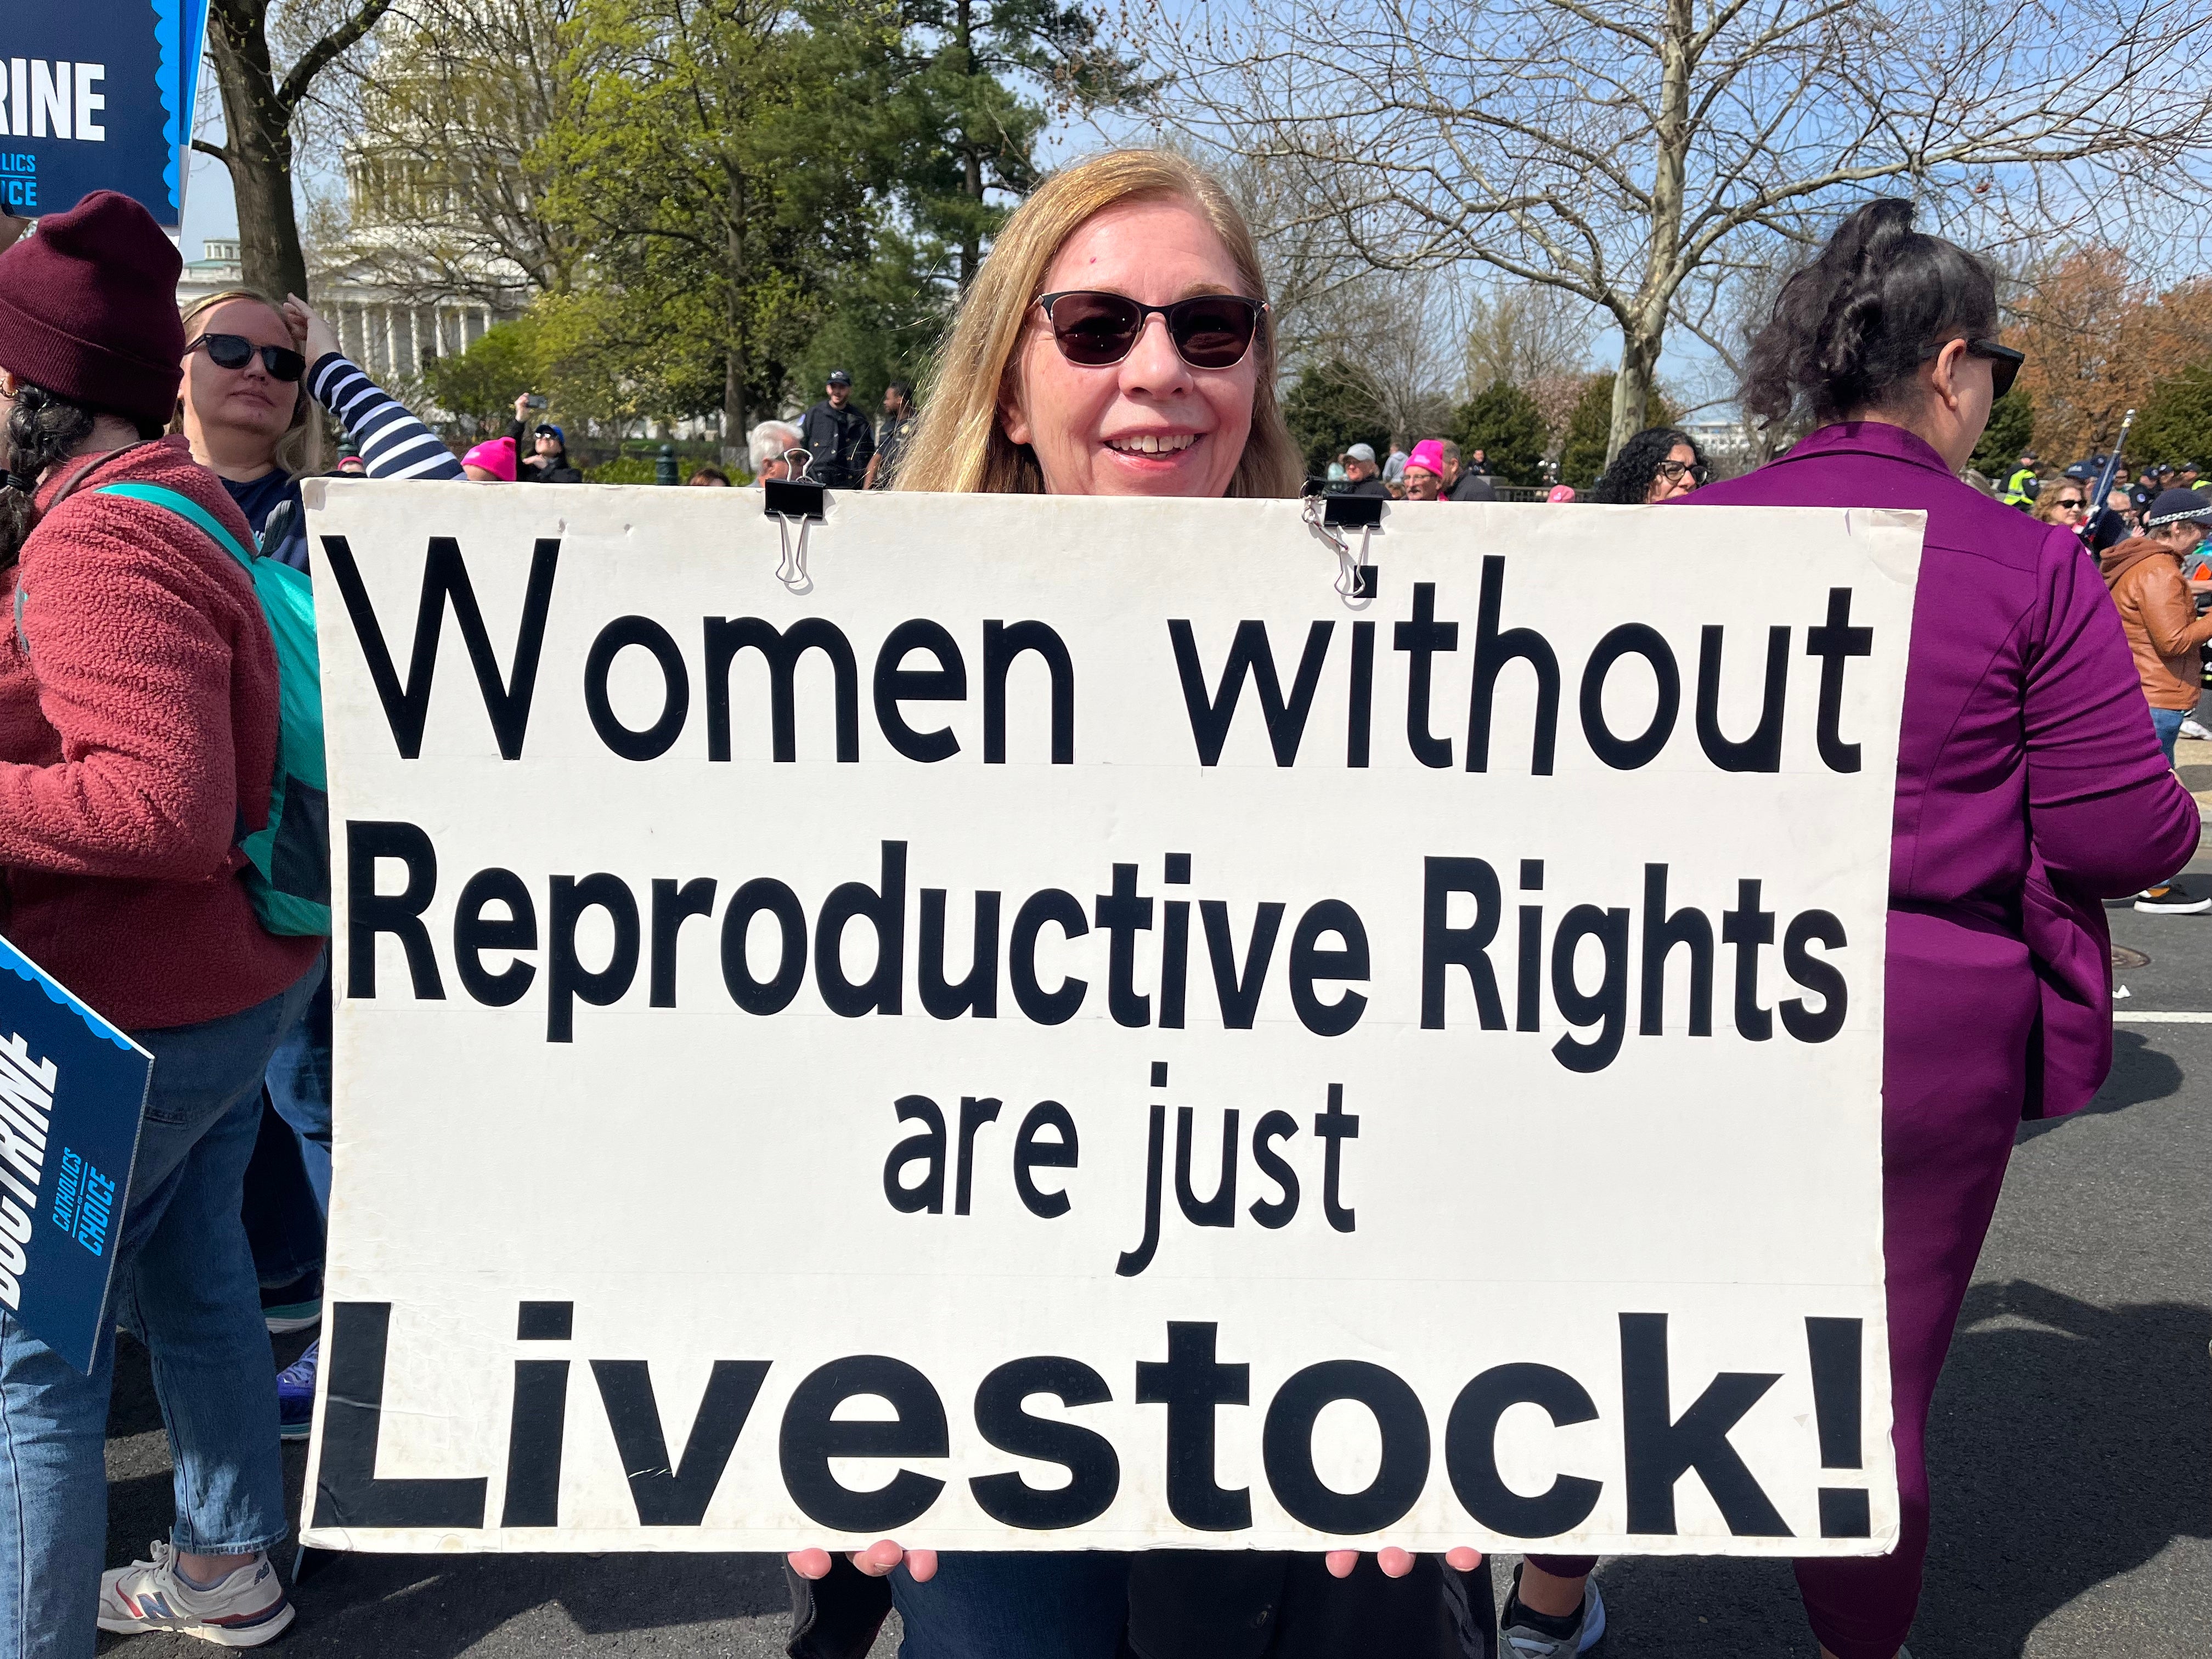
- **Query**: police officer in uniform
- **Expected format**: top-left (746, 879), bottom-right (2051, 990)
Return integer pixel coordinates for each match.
top-left (867, 381), bottom-right (919, 489)
top-left (798, 369), bottom-right (875, 487)
top-left (2001, 449), bottom-right (2039, 510)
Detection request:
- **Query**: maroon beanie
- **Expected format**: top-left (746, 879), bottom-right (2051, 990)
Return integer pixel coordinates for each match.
top-left (0, 191), bottom-right (185, 428)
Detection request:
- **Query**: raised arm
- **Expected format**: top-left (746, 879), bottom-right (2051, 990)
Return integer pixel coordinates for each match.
top-left (285, 295), bottom-right (466, 482)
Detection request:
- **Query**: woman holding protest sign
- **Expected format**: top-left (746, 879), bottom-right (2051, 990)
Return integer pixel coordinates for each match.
top-left (782, 151), bottom-right (1489, 1659)
top-left (1515, 201), bottom-right (2202, 1659)
top-left (0, 193), bottom-right (324, 1651)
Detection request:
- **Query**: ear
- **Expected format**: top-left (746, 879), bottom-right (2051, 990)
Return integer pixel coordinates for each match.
top-left (999, 379), bottom-right (1031, 449)
top-left (1926, 337), bottom-right (1971, 413)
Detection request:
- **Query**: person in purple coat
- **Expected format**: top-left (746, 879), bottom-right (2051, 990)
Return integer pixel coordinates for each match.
top-left (1505, 200), bottom-right (2200, 1659)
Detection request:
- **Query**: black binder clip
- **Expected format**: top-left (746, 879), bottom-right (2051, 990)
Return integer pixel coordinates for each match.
top-left (1302, 486), bottom-right (1380, 602)
top-left (763, 450), bottom-right (826, 592)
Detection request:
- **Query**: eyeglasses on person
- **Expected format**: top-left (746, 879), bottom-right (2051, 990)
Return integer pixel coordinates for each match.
top-left (187, 332), bottom-right (307, 383)
top-left (1965, 338), bottom-right (2023, 400)
top-left (1654, 458), bottom-right (1709, 485)
top-left (1035, 290), bottom-right (1267, 370)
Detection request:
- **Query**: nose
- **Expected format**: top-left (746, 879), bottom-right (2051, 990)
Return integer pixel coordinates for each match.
top-left (1117, 312), bottom-right (1192, 398)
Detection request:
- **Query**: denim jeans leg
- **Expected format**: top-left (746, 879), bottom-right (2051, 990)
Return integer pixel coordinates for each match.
top-left (2152, 705), bottom-right (2185, 768)
top-left (263, 960), bottom-right (332, 1216)
top-left (0, 965), bottom-right (313, 1659)
top-left (891, 1552), bottom-right (1131, 1659)
top-left (0, 1321), bottom-right (116, 1659)
top-left (119, 1086), bottom-right (292, 1554)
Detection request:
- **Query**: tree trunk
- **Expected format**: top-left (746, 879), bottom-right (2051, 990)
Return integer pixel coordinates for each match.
top-left (1610, 329), bottom-right (1663, 459)
top-left (1609, 0), bottom-right (1694, 463)
top-left (207, 0), bottom-right (310, 301)
top-left (956, 0), bottom-right (981, 286)
top-left (722, 183), bottom-right (750, 466)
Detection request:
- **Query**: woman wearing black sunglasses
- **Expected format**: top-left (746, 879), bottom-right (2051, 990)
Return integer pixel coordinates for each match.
top-left (789, 152), bottom-right (1486, 1659)
top-left (1515, 197), bottom-right (2198, 1659)
top-left (174, 288), bottom-right (464, 574)
top-left (173, 286), bottom-right (468, 1458)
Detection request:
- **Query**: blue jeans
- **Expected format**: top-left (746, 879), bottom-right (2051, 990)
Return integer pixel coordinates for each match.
top-left (0, 963), bottom-right (318, 1659)
top-left (2152, 704), bottom-right (2186, 766)
top-left (891, 1553), bottom-right (1130, 1659)
top-left (245, 958), bottom-right (332, 1287)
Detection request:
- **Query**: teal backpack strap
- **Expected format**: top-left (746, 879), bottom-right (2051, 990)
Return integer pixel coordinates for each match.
top-left (93, 483), bottom-right (258, 573)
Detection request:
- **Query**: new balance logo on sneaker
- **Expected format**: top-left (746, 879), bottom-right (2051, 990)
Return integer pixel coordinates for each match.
top-left (97, 1541), bottom-right (295, 1647)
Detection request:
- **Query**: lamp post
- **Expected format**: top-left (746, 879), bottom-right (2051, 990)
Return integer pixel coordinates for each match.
top-left (656, 443), bottom-right (679, 486)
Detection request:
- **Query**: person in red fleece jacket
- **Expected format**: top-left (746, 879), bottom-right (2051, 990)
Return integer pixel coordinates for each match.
top-left (0, 194), bottom-right (320, 1655)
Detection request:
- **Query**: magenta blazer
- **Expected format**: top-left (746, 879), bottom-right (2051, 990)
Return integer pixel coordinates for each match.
top-left (1694, 422), bottom-right (2198, 1118)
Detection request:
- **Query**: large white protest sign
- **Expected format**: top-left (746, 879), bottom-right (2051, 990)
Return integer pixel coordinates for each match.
top-left (298, 481), bottom-right (1919, 1557)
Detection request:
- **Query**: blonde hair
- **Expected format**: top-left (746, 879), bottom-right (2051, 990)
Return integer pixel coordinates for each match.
top-left (174, 288), bottom-right (324, 478)
top-left (895, 150), bottom-right (1302, 499)
top-left (2032, 483), bottom-right (2086, 523)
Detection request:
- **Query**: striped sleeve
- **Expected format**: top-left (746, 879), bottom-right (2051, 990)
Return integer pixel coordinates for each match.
top-left (307, 354), bottom-right (467, 482)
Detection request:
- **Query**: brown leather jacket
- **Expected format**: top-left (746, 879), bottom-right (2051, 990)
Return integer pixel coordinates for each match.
top-left (2101, 536), bottom-right (2212, 710)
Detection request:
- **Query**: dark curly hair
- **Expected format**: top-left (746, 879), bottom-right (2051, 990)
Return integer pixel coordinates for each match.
top-left (1741, 198), bottom-right (1997, 433)
top-left (0, 387), bottom-right (97, 574)
top-left (1594, 427), bottom-right (1701, 504)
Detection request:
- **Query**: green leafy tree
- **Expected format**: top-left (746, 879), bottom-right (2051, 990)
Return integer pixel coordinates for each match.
top-left (422, 319), bottom-right (545, 436)
top-left (1283, 359), bottom-right (1390, 477)
top-left (787, 227), bottom-right (953, 408)
top-left (2132, 369), bottom-right (2212, 471)
top-left (1559, 373), bottom-right (1683, 489)
top-left (544, 0), bottom-right (897, 450)
top-left (1968, 389), bottom-right (2037, 478)
top-left (887, 1), bottom-right (1147, 286)
top-left (1449, 381), bottom-right (1547, 487)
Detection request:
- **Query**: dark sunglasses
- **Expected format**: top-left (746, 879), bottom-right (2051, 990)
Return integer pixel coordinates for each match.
top-left (2052, 495), bottom-right (2086, 510)
top-left (1965, 338), bottom-right (2023, 400)
top-left (188, 332), bottom-right (307, 382)
top-left (1035, 290), bottom-right (1267, 369)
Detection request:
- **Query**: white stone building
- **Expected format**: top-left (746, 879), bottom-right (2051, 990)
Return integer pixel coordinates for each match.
top-left (176, 237), bottom-right (503, 386)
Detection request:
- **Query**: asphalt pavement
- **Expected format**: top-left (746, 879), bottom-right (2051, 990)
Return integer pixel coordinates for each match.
top-left (95, 836), bottom-right (2212, 1657)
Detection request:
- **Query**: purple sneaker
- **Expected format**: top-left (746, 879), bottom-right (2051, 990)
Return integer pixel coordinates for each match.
top-left (278, 1339), bottom-right (319, 1441)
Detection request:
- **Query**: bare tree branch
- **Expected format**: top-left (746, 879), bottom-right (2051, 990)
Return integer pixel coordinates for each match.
top-left (1136, 0), bottom-right (2212, 458)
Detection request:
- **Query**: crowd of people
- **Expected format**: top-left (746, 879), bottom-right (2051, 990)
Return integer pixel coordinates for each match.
top-left (0, 153), bottom-right (2200, 1659)
top-left (1321, 426), bottom-right (1709, 507)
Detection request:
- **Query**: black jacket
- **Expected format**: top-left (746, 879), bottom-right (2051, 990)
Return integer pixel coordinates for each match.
top-left (799, 399), bottom-right (875, 486)
top-left (873, 408), bottom-right (919, 488)
top-left (508, 420), bottom-right (583, 483)
top-left (1341, 475), bottom-right (1390, 497)
top-left (1447, 470), bottom-right (1496, 502)
top-left (783, 1551), bottom-right (1495, 1659)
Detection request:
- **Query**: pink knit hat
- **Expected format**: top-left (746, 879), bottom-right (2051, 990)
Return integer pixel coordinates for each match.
top-left (1406, 439), bottom-right (1447, 476)
top-left (461, 435), bottom-right (516, 481)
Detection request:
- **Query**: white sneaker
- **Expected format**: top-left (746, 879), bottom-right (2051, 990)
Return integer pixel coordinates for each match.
top-left (2179, 717), bottom-right (2211, 741)
top-left (97, 1541), bottom-right (295, 1646)
top-left (1500, 1569), bottom-right (1607, 1655)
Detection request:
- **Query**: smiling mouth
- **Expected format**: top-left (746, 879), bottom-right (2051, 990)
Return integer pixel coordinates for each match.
top-left (1107, 433), bottom-right (1198, 455)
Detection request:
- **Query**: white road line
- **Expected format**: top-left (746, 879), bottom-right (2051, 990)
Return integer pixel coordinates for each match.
top-left (2113, 1011), bottom-right (2212, 1023)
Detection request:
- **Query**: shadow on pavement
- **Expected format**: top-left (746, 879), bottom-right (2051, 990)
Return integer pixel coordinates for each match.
top-left (2018, 1029), bottom-right (2184, 1142)
top-left (1915, 1282), bottom-right (2211, 1657)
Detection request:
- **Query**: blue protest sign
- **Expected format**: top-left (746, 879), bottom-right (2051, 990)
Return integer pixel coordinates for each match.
top-left (0, 935), bottom-right (151, 1374)
top-left (0, 0), bottom-right (211, 227)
